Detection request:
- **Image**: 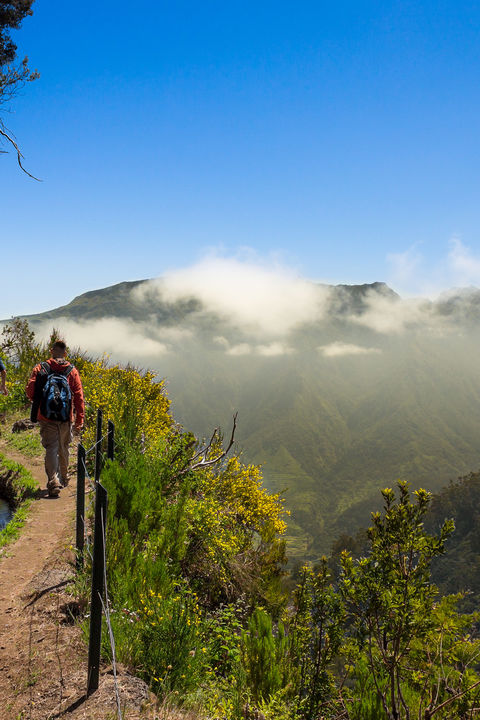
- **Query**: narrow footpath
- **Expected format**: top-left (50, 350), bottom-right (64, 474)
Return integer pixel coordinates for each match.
top-left (0, 437), bottom-right (154, 720)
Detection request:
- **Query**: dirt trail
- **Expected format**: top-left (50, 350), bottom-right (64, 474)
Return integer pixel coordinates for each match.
top-left (0, 447), bottom-right (76, 616)
top-left (0, 439), bottom-right (154, 719)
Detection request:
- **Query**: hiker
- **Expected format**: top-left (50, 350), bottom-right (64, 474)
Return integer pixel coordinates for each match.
top-left (26, 340), bottom-right (85, 498)
top-left (0, 357), bottom-right (7, 395)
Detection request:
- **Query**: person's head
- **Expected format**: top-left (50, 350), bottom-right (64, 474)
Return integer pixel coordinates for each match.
top-left (51, 340), bottom-right (67, 359)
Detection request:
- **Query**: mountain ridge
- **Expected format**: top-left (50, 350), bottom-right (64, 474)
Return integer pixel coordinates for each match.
top-left (8, 277), bottom-right (480, 559)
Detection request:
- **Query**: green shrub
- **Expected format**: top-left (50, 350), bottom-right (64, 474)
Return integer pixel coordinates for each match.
top-left (242, 608), bottom-right (286, 704)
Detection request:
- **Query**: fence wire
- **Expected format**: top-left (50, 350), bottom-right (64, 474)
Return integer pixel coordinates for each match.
top-left (100, 509), bottom-right (123, 720)
top-left (85, 432), bottom-right (109, 456)
top-left (77, 423), bottom-right (123, 718)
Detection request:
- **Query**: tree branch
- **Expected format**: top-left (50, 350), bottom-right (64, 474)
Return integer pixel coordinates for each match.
top-left (0, 121), bottom-right (40, 180)
top-left (178, 412), bottom-right (238, 476)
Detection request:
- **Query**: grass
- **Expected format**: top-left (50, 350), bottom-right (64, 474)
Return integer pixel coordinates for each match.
top-left (0, 452), bottom-right (38, 549)
top-left (0, 502), bottom-right (34, 548)
top-left (0, 406), bottom-right (44, 459)
top-left (6, 431), bottom-right (43, 457)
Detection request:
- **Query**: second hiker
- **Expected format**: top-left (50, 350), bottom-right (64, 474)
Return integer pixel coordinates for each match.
top-left (0, 356), bottom-right (7, 395)
top-left (26, 340), bottom-right (85, 498)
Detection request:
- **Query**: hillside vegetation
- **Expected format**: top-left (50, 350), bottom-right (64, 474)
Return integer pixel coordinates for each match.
top-left (2, 318), bottom-right (480, 719)
top-left (19, 278), bottom-right (480, 559)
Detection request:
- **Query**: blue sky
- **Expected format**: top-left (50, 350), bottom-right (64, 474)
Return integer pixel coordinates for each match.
top-left (3, 0), bottom-right (480, 317)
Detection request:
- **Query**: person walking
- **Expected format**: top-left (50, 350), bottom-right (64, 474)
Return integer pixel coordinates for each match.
top-left (0, 356), bottom-right (7, 395)
top-left (26, 340), bottom-right (85, 497)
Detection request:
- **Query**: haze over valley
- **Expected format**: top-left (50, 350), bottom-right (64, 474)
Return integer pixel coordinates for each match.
top-left (18, 258), bottom-right (480, 559)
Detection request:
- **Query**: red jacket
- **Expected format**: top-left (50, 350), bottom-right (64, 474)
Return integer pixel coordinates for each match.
top-left (26, 359), bottom-right (85, 427)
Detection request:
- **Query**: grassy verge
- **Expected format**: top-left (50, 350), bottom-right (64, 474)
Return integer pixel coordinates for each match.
top-left (6, 430), bottom-right (43, 458)
top-left (0, 452), bottom-right (38, 549)
top-left (0, 407), bottom-right (43, 460)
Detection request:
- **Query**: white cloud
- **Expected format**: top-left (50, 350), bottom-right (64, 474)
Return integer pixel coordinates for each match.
top-left (134, 256), bottom-right (330, 337)
top-left (153, 325), bottom-right (193, 342)
top-left (257, 342), bottom-right (295, 356)
top-left (386, 238), bottom-right (480, 298)
top-left (447, 237), bottom-right (480, 286)
top-left (219, 337), bottom-right (295, 357)
top-left (226, 343), bottom-right (252, 356)
top-left (350, 294), bottom-right (433, 334)
top-left (387, 245), bottom-right (423, 294)
top-left (319, 342), bottom-right (382, 357)
top-left (34, 318), bottom-right (170, 361)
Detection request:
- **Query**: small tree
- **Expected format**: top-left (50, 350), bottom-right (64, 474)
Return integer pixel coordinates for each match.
top-left (242, 608), bottom-right (286, 704)
top-left (1, 317), bottom-right (40, 378)
top-left (287, 558), bottom-right (345, 719)
top-left (340, 481), bottom-right (480, 720)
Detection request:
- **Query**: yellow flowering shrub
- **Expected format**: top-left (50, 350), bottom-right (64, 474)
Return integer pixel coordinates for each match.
top-left (180, 457), bottom-right (288, 604)
top-left (204, 457), bottom-right (287, 536)
top-left (73, 354), bottom-right (172, 451)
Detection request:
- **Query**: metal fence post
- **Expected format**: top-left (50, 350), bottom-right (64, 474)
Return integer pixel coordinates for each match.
top-left (107, 420), bottom-right (115, 461)
top-left (76, 443), bottom-right (86, 571)
top-left (94, 408), bottom-right (103, 483)
top-left (87, 481), bottom-right (108, 695)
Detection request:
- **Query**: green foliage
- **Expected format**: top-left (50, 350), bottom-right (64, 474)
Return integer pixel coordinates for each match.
top-left (0, 1), bottom-right (36, 73)
top-left (288, 559), bottom-right (345, 719)
top-left (0, 500), bottom-right (32, 547)
top-left (241, 608), bottom-right (287, 704)
top-left (1, 318), bottom-right (39, 378)
top-left (339, 482), bottom-right (479, 720)
top-left (0, 0), bottom-right (39, 173)
top-left (427, 468), bottom-right (480, 610)
top-left (99, 430), bottom-right (288, 707)
top-left (7, 318), bottom-right (480, 718)
top-left (103, 583), bottom-right (208, 695)
top-left (23, 280), bottom-right (480, 562)
top-left (0, 318), bottom-right (46, 413)
top-left (206, 601), bottom-right (244, 677)
top-left (0, 451), bottom-right (37, 498)
top-left (0, 382), bottom-right (28, 414)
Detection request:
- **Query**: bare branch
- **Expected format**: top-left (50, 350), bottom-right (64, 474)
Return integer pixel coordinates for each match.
top-left (0, 121), bottom-right (40, 180)
top-left (189, 426), bottom-right (219, 464)
top-left (178, 412), bottom-right (238, 476)
top-left (428, 678), bottom-right (480, 718)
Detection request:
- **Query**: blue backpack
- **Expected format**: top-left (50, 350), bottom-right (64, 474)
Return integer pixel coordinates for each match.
top-left (38, 362), bottom-right (74, 422)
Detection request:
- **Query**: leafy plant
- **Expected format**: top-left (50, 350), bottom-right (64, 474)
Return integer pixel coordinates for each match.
top-left (340, 482), bottom-right (480, 720)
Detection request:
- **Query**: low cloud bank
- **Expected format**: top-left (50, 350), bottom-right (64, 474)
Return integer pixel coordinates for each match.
top-left (214, 338), bottom-right (295, 356)
top-left (134, 257), bottom-right (330, 337)
top-left (319, 342), bottom-right (382, 358)
top-left (350, 294), bottom-right (435, 334)
top-left (34, 318), bottom-right (181, 362)
top-left (26, 253), bottom-right (480, 371)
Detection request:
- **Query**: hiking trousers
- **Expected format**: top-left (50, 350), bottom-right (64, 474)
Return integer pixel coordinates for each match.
top-left (39, 420), bottom-right (72, 484)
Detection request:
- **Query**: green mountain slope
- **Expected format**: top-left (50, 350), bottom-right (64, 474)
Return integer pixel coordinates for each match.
top-left (17, 279), bottom-right (480, 559)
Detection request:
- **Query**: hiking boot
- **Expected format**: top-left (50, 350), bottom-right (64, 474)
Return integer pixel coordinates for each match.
top-left (47, 478), bottom-right (62, 498)
top-left (60, 475), bottom-right (69, 488)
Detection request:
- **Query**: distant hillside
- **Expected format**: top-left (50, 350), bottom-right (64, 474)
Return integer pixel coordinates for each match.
top-left (23, 280), bottom-right (146, 321)
top-left (427, 469), bottom-right (480, 611)
top-left (19, 279), bottom-right (202, 325)
top-left (17, 278), bottom-right (480, 559)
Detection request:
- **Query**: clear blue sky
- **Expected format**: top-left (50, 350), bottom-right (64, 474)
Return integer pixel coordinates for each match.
top-left (3, 0), bottom-right (480, 317)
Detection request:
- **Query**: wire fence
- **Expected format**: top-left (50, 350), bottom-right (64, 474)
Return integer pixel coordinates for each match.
top-left (76, 409), bottom-right (123, 719)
